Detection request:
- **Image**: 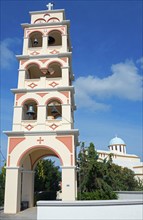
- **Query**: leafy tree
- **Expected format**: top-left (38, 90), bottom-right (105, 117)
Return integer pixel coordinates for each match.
top-left (77, 142), bottom-right (142, 200)
top-left (0, 165), bottom-right (6, 206)
top-left (34, 159), bottom-right (61, 201)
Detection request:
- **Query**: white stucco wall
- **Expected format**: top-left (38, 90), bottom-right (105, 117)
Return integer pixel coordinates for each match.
top-left (37, 200), bottom-right (143, 220)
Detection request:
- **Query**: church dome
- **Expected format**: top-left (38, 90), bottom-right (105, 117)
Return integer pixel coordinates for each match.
top-left (109, 136), bottom-right (125, 146)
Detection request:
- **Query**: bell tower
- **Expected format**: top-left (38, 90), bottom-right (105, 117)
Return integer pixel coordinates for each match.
top-left (4, 3), bottom-right (79, 214)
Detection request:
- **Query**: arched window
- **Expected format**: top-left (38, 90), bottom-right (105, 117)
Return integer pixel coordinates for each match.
top-left (47, 100), bottom-right (62, 120)
top-left (46, 62), bottom-right (62, 78)
top-left (22, 100), bottom-right (37, 120)
top-left (48, 30), bottom-right (62, 46)
top-left (29, 31), bottom-right (43, 48)
top-left (26, 64), bottom-right (43, 79)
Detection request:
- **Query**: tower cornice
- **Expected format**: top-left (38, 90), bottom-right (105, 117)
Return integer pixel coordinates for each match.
top-left (29, 9), bottom-right (65, 16)
top-left (11, 86), bottom-right (75, 94)
top-left (3, 129), bottom-right (79, 141)
top-left (21, 20), bottom-right (70, 29)
top-left (16, 52), bottom-right (72, 60)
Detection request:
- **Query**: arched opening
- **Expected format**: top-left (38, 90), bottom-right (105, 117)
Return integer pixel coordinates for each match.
top-left (46, 62), bottom-right (62, 78)
top-left (22, 99), bottom-right (37, 120)
top-left (26, 64), bottom-right (43, 79)
top-left (34, 156), bottom-right (61, 203)
top-left (29, 31), bottom-right (43, 48)
top-left (48, 30), bottom-right (62, 46)
top-left (47, 99), bottom-right (62, 120)
top-left (19, 147), bottom-right (62, 210)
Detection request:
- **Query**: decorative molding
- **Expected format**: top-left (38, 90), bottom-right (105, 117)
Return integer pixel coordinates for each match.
top-left (9, 137), bottom-right (25, 154)
top-left (16, 93), bottom-right (25, 100)
top-left (28, 83), bottom-right (38, 89)
top-left (25, 124), bottom-right (34, 131)
top-left (30, 51), bottom-right (40, 55)
top-left (49, 124), bottom-right (59, 130)
top-left (39, 59), bottom-right (49, 63)
top-left (36, 93), bottom-right (48, 97)
top-left (50, 50), bottom-right (59, 54)
top-left (49, 81), bottom-right (59, 88)
top-left (56, 136), bottom-right (73, 153)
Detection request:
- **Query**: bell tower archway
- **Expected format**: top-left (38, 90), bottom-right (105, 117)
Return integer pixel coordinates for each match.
top-left (4, 4), bottom-right (79, 214)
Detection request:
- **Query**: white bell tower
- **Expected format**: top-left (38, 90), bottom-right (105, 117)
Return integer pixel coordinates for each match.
top-left (4, 4), bottom-right (79, 214)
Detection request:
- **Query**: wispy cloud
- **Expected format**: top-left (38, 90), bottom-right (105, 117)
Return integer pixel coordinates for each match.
top-left (0, 38), bottom-right (21, 69)
top-left (74, 59), bottom-right (143, 111)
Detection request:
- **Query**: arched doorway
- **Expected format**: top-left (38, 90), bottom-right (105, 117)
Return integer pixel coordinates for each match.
top-left (4, 135), bottom-right (78, 214)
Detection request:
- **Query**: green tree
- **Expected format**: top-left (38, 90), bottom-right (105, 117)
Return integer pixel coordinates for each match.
top-left (0, 165), bottom-right (6, 206)
top-left (34, 159), bottom-right (61, 201)
top-left (77, 142), bottom-right (142, 200)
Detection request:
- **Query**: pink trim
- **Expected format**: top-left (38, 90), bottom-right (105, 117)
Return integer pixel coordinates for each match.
top-left (30, 51), bottom-right (40, 55)
top-left (49, 81), bottom-right (59, 88)
top-left (17, 145), bottom-right (63, 167)
top-left (47, 17), bottom-right (60, 22)
top-left (9, 138), bottom-right (25, 154)
top-left (32, 153), bottom-right (59, 169)
top-left (45, 97), bottom-right (63, 105)
top-left (21, 59), bottom-right (28, 65)
top-left (47, 60), bottom-right (63, 68)
top-left (34, 18), bottom-right (46, 24)
top-left (49, 124), bottom-right (59, 130)
top-left (56, 136), bottom-right (73, 153)
top-left (59, 91), bottom-right (69, 98)
top-left (25, 62), bottom-right (41, 69)
top-left (50, 50), bottom-right (59, 55)
top-left (39, 59), bottom-right (49, 64)
top-left (16, 93), bottom-right (25, 100)
top-left (36, 93), bottom-right (48, 97)
top-left (60, 57), bottom-right (68, 63)
top-left (21, 98), bottom-right (39, 106)
top-left (43, 13), bottom-right (50, 17)
top-left (25, 124), bottom-right (34, 131)
top-left (28, 30), bottom-right (43, 37)
top-left (47, 28), bottom-right (63, 35)
top-left (28, 83), bottom-right (38, 89)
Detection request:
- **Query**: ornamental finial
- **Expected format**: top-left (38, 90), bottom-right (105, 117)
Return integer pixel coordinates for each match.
top-left (46, 2), bottom-right (54, 10)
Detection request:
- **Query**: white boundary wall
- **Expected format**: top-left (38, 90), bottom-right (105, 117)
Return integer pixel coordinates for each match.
top-left (37, 200), bottom-right (143, 220)
top-left (115, 191), bottom-right (143, 200)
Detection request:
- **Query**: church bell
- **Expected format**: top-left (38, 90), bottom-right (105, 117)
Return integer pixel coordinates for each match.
top-left (26, 105), bottom-right (35, 116)
top-left (51, 105), bottom-right (58, 114)
top-left (33, 38), bottom-right (38, 45)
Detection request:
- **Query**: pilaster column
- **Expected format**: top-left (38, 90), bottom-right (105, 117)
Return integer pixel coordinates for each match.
top-left (21, 170), bottom-right (35, 208)
top-left (22, 37), bottom-right (29, 54)
top-left (61, 166), bottom-right (76, 201)
top-left (42, 36), bottom-right (48, 53)
top-left (62, 34), bottom-right (68, 52)
top-left (37, 105), bottom-right (46, 127)
top-left (18, 69), bottom-right (25, 88)
top-left (61, 67), bottom-right (69, 86)
top-left (4, 167), bottom-right (22, 214)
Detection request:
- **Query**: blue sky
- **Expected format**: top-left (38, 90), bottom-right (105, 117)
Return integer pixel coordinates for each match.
top-left (0, 0), bottom-right (143, 165)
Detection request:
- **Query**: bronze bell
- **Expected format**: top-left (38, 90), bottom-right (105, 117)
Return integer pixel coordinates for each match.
top-left (33, 38), bottom-right (38, 45)
top-left (51, 105), bottom-right (58, 114)
top-left (48, 36), bottom-right (55, 45)
top-left (26, 105), bottom-right (35, 116)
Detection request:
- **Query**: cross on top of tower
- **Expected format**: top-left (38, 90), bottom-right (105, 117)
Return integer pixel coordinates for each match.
top-left (46, 2), bottom-right (54, 10)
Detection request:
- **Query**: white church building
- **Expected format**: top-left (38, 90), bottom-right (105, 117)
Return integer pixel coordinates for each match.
top-left (97, 136), bottom-right (143, 181)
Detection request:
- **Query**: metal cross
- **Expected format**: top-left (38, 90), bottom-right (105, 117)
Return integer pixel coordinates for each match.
top-left (46, 2), bottom-right (54, 10)
top-left (37, 137), bottom-right (44, 144)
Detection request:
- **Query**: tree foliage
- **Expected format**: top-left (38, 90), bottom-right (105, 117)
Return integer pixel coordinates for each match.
top-left (77, 142), bottom-right (143, 200)
top-left (34, 159), bottom-right (61, 193)
top-left (0, 165), bottom-right (6, 206)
